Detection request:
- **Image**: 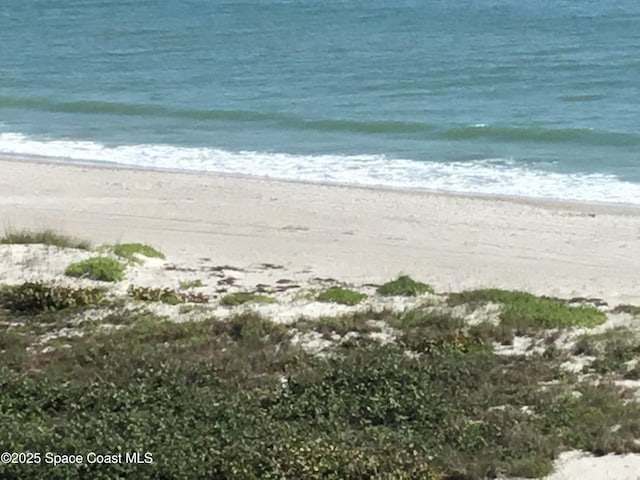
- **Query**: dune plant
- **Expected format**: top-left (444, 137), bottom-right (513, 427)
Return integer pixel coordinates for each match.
top-left (377, 275), bottom-right (434, 296)
top-left (128, 285), bottom-right (208, 305)
top-left (179, 279), bottom-right (204, 289)
top-left (110, 243), bottom-right (165, 263)
top-left (573, 328), bottom-right (640, 375)
top-left (65, 257), bottom-right (125, 282)
top-left (220, 292), bottom-right (276, 306)
top-left (0, 228), bottom-right (91, 250)
top-left (296, 310), bottom-right (385, 338)
top-left (612, 304), bottom-right (640, 316)
top-left (447, 289), bottom-right (606, 329)
top-left (0, 282), bottom-right (104, 313)
top-left (316, 286), bottom-right (367, 305)
top-left (3, 307), bottom-right (640, 479)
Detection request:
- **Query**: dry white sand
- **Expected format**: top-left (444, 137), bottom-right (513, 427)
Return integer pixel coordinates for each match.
top-left (542, 451), bottom-right (640, 480)
top-left (2, 156), bottom-right (640, 478)
top-left (2, 156), bottom-right (640, 305)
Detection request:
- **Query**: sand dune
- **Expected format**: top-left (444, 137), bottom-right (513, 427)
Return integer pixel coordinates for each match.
top-left (3, 157), bottom-right (640, 479)
top-left (2, 157), bottom-right (639, 306)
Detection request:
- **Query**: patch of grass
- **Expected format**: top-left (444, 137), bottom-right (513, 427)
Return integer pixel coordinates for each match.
top-left (573, 328), bottom-right (640, 375)
top-left (297, 310), bottom-right (385, 338)
top-left (316, 286), bottom-right (367, 305)
top-left (65, 256), bottom-right (126, 282)
top-left (271, 342), bottom-right (640, 478)
top-left (128, 285), bottom-right (209, 305)
top-left (387, 309), bottom-right (463, 331)
top-left (178, 304), bottom-right (211, 315)
top-left (0, 325), bottom-right (34, 370)
top-left (383, 307), bottom-right (505, 353)
top-left (224, 312), bottom-right (290, 345)
top-left (95, 308), bottom-right (157, 327)
top-left (377, 275), bottom-right (434, 296)
top-left (220, 292), bottom-right (276, 306)
top-left (537, 383), bottom-right (640, 455)
top-left (111, 243), bottom-right (165, 263)
top-left (386, 309), bottom-right (487, 354)
top-left (468, 321), bottom-right (515, 346)
top-left (294, 288), bottom-right (319, 301)
top-left (0, 228), bottom-right (91, 250)
top-left (448, 289), bottom-right (606, 329)
top-left (3, 297), bottom-right (640, 479)
top-left (612, 304), bottom-right (640, 316)
top-left (0, 282), bottom-right (105, 314)
top-left (179, 279), bottom-right (204, 289)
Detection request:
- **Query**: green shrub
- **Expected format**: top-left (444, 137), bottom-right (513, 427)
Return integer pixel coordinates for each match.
top-left (65, 257), bottom-right (125, 282)
top-left (448, 289), bottom-right (606, 329)
top-left (612, 304), bottom-right (640, 316)
top-left (316, 287), bottom-right (367, 305)
top-left (214, 436), bottom-right (441, 479)
top-left (0, 228), bottom-right (91, 250)
top-left (387, 309), bottom-right (463, 331)
top-left (111, 243), bottom-right (165, 262)
top-left (179, 279), bottom-right (204, 289)
top-left (377, 275), bottom-right (434, 296)
top-left (0, 282), bottom-right (104, 313)
top-left (297, 311), bottom-right (385, 338)
top-left (128, 285), bottom-right (208, 305)
top-left (3, 294), bottom-right (640, 479)
top-left (0, 325), bottom-right (36, 369)
top-left (468, 321), bottom-right (515, 346)
top-left (127, 285), bottom-right (209, 305)
top-left (385, 309), bottom-right (486, 354)
top-left (573, 328), bottom-right (640, 375)
top-left (404, 331), bottom-right (486, 355)
top-left (221, 292), bottom-right (276, 306)
top-left (225, 313), bottom-right (289, 344)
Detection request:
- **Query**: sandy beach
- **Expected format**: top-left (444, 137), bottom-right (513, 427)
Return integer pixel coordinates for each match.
top-left (2, 156), bottom-right (639, 305)
top-left (2, 156), bottom-right (640, 479)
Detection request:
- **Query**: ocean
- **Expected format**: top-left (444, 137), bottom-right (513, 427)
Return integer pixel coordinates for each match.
top-left (1, 0), bottom-right (640, 204)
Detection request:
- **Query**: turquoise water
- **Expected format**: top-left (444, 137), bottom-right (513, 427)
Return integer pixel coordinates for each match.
top-left (1, 0), bottom-right (640, 203)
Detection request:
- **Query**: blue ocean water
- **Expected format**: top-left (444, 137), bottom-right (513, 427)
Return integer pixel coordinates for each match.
top-left (1, 0), bottom-right (640, 204)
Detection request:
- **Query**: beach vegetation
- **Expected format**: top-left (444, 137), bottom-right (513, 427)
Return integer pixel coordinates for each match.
top-left (294, 287), bottom-right (319, 301)
top-left (178, 304), bottom-right (212, 315)
top-left (90, 307), bottom-right (158, 327)
top-left (447, 289), bottom-right (606, 329)
top-left (296, 310), bottom-right (386, 338)
top-left (377, 275), bottom-right (434, 296)
top-left (573, 328), bottom-right (640, 376)
top-left (2, 302), bottom-right (640, 479)
top-left (0, 282), bottom-right (105, 314)
top-left (110, 242), bottom-right (165, 263)
top-left (468, 320), bottom-right (516, 346)
top-left (179, 279), bottom-right (204, 289)
top-left (387, 308), bottom-right (463, 331)
top-left (0, 228), bottom-right (92, 250)
top-left (612, 304), bottom-right (640, 316)
top-left (385, 308), bottom-right (488, 354)
top-left (0, 324), bottom-right (34, 370)
top-left (128, 285), bottom-right (209, 305)
top-left (65, 256), bottom-right (126, 282)
top-left (316, 286), bottom-right (367, 305)
top-left (220, 292), bottom-right (277, 306)
top-left (224, 312), bottom-right (290, 345)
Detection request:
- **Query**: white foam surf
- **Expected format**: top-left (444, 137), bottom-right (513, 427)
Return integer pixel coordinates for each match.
top-left (1, 132), bottom-right (639, 206)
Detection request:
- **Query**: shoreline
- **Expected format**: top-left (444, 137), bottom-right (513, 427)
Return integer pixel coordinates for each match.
top-left (2, 155), bottom-right (640, 305)
top-left (3, 154), bottom-right (640, 214)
